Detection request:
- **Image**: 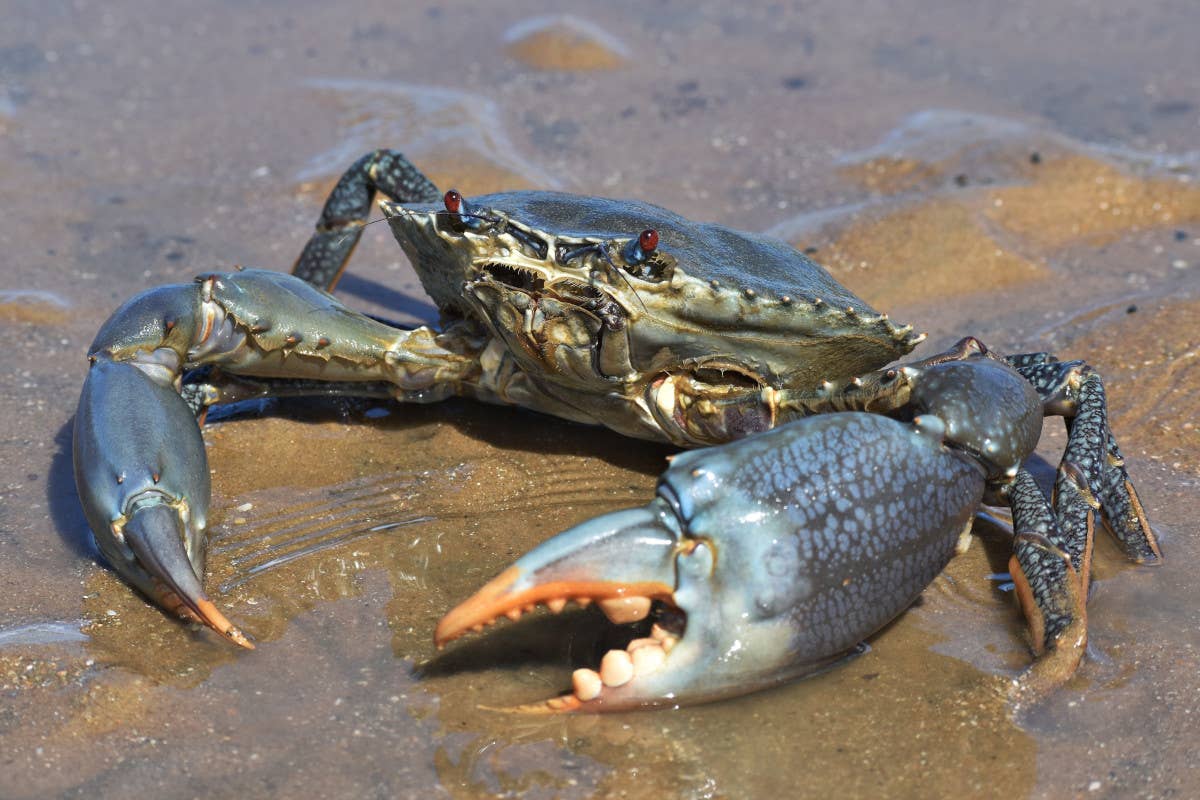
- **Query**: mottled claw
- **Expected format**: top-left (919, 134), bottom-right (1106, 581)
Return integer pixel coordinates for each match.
top-left (437, 412), bottom-right (987, 711)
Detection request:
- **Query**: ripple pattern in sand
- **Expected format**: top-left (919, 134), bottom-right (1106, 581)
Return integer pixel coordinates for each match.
top-left (211, 457), bottom-right (634, 595)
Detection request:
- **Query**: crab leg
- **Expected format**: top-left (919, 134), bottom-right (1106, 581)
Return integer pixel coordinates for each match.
top-left (1004, 363), bottom-right (1159, 701)
top-left (1006, 354), bottom-right (1160, 563)
top-left (1007, 469), bottom-right (1089, 704)
top-left (293, 149), bottom-right (441, 291)
top-left (74, 269), bottom-right (482, 643)
top-left (436, 412), bottom-right (987, 711)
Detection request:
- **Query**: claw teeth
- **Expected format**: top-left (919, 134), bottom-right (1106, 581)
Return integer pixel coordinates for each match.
top-left (650, 624), bottom-right (677, 652)
top-left (574, 597), bottom-right (592, 607)
top-left (547, 598), bottom-right (567, 613)
top-left (600, 650), bottom-right (634, 687)
top-left (572, 668), bottom-right (602, 701)
top-left (567, 631), bottom-right (682, 705)
top-left (505, 608), bottom-right (522, 622)
top-left (597, 596), bottom-right (652, 624)
top-left (631, 644), bottom-right (666, 676)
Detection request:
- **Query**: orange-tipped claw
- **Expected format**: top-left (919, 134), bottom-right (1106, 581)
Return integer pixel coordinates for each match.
top-left (123, 502), bottom-right (255, 649)
top-left (432, 502), bottom-right (700, 712)
top-left (435, 504), bottom-right (681, 648)
top-left (435, 566), bottom-right (673, 648)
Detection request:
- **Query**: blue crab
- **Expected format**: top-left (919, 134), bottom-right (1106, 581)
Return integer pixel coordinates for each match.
top-left (73, 150), bottom-right (1160, 711)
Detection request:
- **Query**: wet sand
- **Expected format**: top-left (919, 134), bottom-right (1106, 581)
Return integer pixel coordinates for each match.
top-left (1, 2), bottom-right (1198, 798)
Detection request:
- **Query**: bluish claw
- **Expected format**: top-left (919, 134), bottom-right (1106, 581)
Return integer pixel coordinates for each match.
top-left (436, 412), bottom-right (987, 711)
top-left (73, 358), bottom-right (253, 647)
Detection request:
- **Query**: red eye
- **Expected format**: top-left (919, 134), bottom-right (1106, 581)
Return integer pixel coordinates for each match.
top-left (443, 189), bottom-right (462, 213)
top-left (639, 228), bottom-right (659, 253)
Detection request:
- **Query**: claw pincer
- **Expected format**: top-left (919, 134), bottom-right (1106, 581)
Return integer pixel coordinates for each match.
top-left (74, 281), bottom-right (253, 646)
top-left (75, 366), bottom-right (249, 645)
top-left (73, 269), bottom-right (472, 647)
top-left (438, 411), bottom-right (988, 711)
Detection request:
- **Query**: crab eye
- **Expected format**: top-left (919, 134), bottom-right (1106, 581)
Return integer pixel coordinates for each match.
top-left (443, 189), bottom-right (462, 214)
top-left (623, 228), bottom-right (661, 268)
top-left (639, 228), bottom-right (659, 253)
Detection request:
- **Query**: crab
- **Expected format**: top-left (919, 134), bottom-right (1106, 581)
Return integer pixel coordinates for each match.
top-left (73, 150), bottom-right (1161, 712)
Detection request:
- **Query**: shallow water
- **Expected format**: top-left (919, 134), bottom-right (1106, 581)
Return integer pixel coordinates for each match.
top-left (1, 1), bottom-right (1198, 797)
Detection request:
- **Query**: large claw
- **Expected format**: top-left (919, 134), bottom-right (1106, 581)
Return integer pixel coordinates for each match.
top-left (436, 412), bottom-right (987, 711)
top-left (73, 358), bottom-right (253, 648)
top-left (73, 269), bottom-right (479, 646)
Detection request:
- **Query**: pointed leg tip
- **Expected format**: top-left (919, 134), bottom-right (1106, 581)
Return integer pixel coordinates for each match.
top-left (193, 597), bottom-right (254, 649)
top-left (1007, 635), bottom-right (1086, 714)
top-left (1133, 548), bottom-right (1164, 566)
top-left (226, 626), bottom-right (256, 650)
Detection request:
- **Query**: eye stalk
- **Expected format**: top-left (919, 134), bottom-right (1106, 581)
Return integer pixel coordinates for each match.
top-left (624, 228), bottom-right (660, 265)
top-left (441, 188), bottom-right (488, 231)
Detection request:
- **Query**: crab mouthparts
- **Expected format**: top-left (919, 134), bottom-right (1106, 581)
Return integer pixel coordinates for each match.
top-left (434, 567), bottom-right (684, 712)
top-left (480, 262), bottom-right (546, 293)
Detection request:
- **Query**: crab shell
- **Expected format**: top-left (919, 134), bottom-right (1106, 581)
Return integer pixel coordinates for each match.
top-left (383, 192), bottom-right (923, 402)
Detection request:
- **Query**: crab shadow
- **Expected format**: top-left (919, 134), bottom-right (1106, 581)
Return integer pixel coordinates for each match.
top-left (336, 272), bottom-right (439, 322)
top-left (257, 391), bottom-right (676, 475)
top-left (47, 420), bottom-right (97, 561)
top-left (417, 606), bottom-right (652, 678)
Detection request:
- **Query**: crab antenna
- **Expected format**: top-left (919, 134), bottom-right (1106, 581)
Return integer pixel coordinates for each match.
top-left (598, 244), bottom-right (648, 313)
top-left (555, 241), bottom-right (645, 311)
top-left (331, 215), bottom-right (393, 249)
